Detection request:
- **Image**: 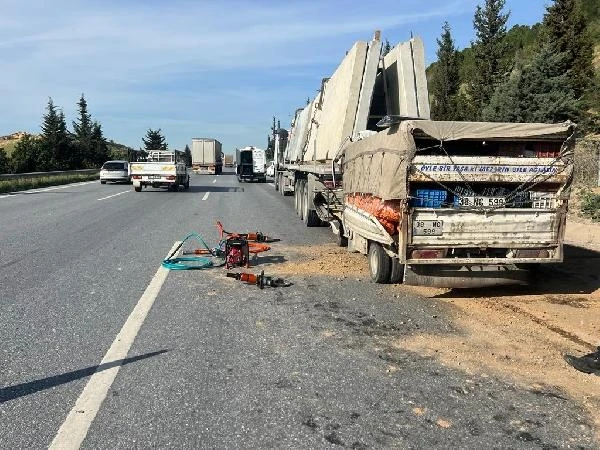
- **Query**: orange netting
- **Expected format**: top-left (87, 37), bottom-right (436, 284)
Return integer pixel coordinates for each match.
top-left (345, 194), bottom-right (401, 235)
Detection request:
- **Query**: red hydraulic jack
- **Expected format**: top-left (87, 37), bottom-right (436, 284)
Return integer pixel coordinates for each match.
top-left (226, 270), bottom-right (292, 288)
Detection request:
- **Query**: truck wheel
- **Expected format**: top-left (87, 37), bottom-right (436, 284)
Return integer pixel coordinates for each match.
top-left (368, 242), bottom-right (391, 284)
top-left (335, 222), bottom-right (348, 247)
top-left (294, 181), bottom-right (301, 215)
top-left (134, 185), bottom-right (142, 192)
top-left (389, 258), bottom-right (404, 284)
top-left (302, 181), bottom-right (320, 227)
top-left (299, 181), bottom-right (306, 220)
top-left (100, 180), bottom-right (107, 184)
top-left (184, 177), bottom-right (190, 189)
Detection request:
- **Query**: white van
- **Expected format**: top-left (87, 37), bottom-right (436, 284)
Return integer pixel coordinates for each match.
top-left (100, 160), bottom-right (130, 184)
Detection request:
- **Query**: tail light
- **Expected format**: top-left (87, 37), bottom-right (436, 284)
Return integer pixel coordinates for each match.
top-left (132, 175), bottom-right (141, 179)
top-left (166, 175), bottom-right (176, 181)
top-left (411, 249), bottom-right (447, 259)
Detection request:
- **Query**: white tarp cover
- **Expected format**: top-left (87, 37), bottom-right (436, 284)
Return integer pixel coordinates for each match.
top-left (342, 120), bottom-right (575, 200)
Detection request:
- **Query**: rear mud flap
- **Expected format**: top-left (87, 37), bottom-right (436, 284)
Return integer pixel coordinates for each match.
top-left (404, 264), bottom-right (531, 288)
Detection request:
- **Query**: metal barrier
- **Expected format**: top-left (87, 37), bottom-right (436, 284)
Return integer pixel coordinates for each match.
top-left (0, 169), bottom-right (99, 181)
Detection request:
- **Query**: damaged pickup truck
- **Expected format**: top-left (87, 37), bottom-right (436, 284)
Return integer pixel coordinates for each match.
top-left (339, 119), bottom-right (576, 288)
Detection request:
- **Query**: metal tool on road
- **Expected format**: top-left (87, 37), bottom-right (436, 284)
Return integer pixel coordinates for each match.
top-left (216, 221), bottom-right (277, 243)
top-left (226, 270), bottom-right (292, 288)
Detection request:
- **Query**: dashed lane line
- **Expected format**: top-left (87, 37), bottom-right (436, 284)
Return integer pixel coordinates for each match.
top-left (97, 190), bottom-right (130, 201)
top-left (49, 241), bottom-right (180, 450)
top-left (202, 192), bottom-right (210, 201)
top-left (212, 178), bottom-right (217, 183)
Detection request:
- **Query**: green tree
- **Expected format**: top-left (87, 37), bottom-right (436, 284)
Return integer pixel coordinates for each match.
top-left (72, 94), bottom-right (94, 167)
top-left (382, 39), bottom-right (393, 56)
top-left (11, 134), bottom-right (39, 173)
top-left (0, 148), bottom-right (10, 173)
top-left (142, 128), bottom-right (167, 150)
top-left (40, 98), bottom-right (71, 170)
top-left (483, 44), bottom-right (577, 123)
top-left (91, 121), bottom-right (109, 165)
top-left (184, 144), bottom-right (192, 166)
top-left (468, 0), bottom-right (510, 119)
top-left (542, 0), bottom-right (593, 99)
top-left (430, 22), bottom-right (460, 120)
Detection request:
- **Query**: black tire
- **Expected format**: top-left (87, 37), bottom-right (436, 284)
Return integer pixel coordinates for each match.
top-left (368, 242), bottom-right (391, 284)
top-left (294, 181), bottom-right (301, 215)
top-left (389, 258), bottom-right (404, 284)
top-left (100, 180), bottom-right (106, 184)
top-left (275, 173), bottom-right (279, 191)
top-left (301, 181), bottom-right (320, 227)
top-left (134, 185), bottom-right (142, 192)
top-left (183, 178), bottom-right (190, 190)
top-left (299, 180), bottom-right (306, 221)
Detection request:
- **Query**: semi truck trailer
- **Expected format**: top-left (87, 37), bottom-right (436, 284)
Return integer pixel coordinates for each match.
top-left (191, 138), bottom-right (223, 174)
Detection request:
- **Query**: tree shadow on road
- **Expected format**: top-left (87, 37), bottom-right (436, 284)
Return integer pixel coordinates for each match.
top-left (0, 349), bottom-right (168, 403)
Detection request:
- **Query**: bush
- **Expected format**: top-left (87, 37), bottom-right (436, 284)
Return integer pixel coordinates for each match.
top-left (0, 173), bottom-right (99, 194)
top-left (580, 189), bottom-right (600, 221)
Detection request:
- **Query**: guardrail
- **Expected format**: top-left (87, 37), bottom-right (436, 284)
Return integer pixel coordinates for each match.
top-left (0, 169), bottom-right (99, 181)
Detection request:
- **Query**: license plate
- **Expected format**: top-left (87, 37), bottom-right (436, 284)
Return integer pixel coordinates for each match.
top-left (457, 196), bottom-right (505, 207)
top-left (413, 220), bottom-right (443, 236)
top-left (147, 175), bottom-right (162, 179)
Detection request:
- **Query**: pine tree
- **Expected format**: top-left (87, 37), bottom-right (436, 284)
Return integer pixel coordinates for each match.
top-left (40, 98), bottom-right (71, 170)
top-left (73, 94), bottom-right (94, 167)
top-left (483, 44), bottom-right (577, 123)
top-left (91, 121), bottom-right (109, 166)
top-left (142, 129), bottom-right (167, 150)
top-left (430, 22), bottom-right (460, 120)
top-left (468, 0), bottom-right (510, 119)
top-left (542, 0), bottom-right (593, 99)
top-left (184, 144), bottom-right (192, 166)
top-left (382, 39), bottom-right (393, 56)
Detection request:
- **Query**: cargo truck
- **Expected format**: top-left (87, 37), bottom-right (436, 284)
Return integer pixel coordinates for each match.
top-left (272, 32), bottom-right (575, 288)
top-left (236, 146), bottom-right (267, 182)
top-left (130, 150), bottom-right (190, 192)
top-left (191, 138), bottom-right (223, 174)
top-left (224, 154), bottom-right (234, 167)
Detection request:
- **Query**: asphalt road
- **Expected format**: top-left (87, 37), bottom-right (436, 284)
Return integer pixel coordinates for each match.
top-left (0, 170), bottom-right (596, 449)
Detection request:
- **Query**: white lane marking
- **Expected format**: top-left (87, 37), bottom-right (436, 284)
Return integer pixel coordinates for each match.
top-left (268, 183), bottom-right (275, 187)
top-left (202, 192), bottom-right (210, 201)
top-left (97, 190), bottom-right (130, 201)
top-left (212, 178), bottom-right (217, 184)
top-left (49, 241), bottom-right (180, 450)
top-left (0, 181), bottom-right (97, 200)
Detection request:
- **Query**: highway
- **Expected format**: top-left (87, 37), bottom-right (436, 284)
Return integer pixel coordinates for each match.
top-left (0, 171), bottom-right (596, 449)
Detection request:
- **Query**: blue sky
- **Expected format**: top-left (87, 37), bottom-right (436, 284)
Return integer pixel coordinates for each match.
top-left (0, 0), bottom-right (550, 153)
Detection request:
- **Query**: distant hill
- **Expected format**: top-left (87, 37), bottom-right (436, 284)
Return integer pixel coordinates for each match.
top-left (0, 132), bottom-right (30, 157)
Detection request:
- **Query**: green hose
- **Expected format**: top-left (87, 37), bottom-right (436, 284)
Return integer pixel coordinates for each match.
top-left (161, 233), bottom-right (224, 270)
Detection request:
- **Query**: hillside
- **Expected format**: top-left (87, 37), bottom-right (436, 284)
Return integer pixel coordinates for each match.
top-left (426, 0), bottom-right (600, 129)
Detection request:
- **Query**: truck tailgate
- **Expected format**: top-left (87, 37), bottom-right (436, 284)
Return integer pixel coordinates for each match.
top-left (410, 209), bottom-right (561, 246)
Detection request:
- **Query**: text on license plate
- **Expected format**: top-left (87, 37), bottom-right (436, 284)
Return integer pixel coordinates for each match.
top-left (413, 220), bottom-right (443, 236)
top-left (458, 196), bottom-right (505, 207)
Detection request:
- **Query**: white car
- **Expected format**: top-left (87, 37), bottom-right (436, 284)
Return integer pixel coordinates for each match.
top-left (266, 161), bottom-right (275, 178)
top-left (100, 160), bottom-right (130, 184)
